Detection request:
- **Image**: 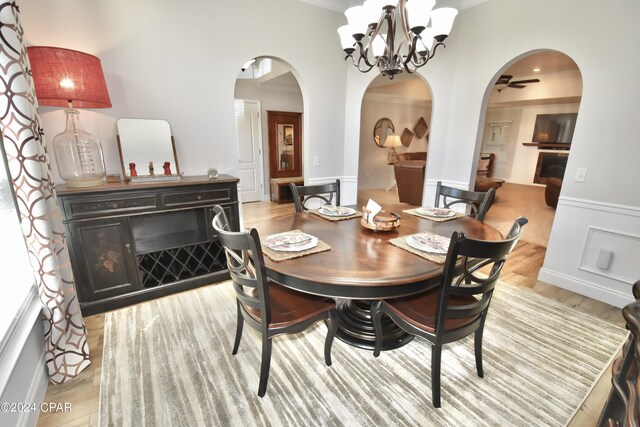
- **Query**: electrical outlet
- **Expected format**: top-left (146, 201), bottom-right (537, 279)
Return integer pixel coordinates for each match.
top-left (313, 156), bottom-right (320, 167)
top-left (575, 168), bottom-right (587, 182)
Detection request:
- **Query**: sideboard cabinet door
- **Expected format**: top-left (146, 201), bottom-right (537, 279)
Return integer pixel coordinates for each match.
top-left (67, 218), bottom-right (139, 302)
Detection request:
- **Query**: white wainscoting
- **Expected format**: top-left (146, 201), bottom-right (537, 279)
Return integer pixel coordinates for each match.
top-left (0, 287), bottom-right (48, 427)
top-left (540, 196), bottom-right (640, 308)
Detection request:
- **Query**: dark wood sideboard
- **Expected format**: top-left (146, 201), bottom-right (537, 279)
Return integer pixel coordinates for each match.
top-left (56, 175), bottom-right (239, 315)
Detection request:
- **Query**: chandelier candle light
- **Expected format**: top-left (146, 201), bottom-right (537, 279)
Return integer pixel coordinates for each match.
top-left (338, 0), bottom-right (457, 79)
top-left (27, 46), bottom-right (111, 188)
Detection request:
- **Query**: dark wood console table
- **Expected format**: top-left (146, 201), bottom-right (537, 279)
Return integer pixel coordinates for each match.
top-left (56, 175), bottom-right (239, 315)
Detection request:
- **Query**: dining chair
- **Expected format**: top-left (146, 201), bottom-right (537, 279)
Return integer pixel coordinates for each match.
top-left (211, 205), bottom-right (339, 397)
top-left (434, 181), bottom-right (496, 221)
top-left (289, 179), bottom-right (340, 212)
top-left (371, 217), bottom-right (527, 407)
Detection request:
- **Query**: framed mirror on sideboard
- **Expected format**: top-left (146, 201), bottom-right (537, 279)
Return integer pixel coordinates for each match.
top-left (116, 118), bottom-right (181, 182)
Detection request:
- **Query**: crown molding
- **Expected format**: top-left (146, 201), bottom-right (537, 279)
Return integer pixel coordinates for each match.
top-left (297, 0), bottom-right (490, 13)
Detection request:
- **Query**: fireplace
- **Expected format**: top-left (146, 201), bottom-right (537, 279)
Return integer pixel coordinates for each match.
top-left (534, 152), bottom-right (568, 184)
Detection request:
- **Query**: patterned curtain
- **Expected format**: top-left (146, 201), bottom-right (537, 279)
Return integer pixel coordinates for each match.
top-left (0, 1), bottom-right (90, 383)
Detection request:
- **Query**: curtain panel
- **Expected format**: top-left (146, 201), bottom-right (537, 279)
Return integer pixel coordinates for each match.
top-left (0, 1), bottom-right (90, 383)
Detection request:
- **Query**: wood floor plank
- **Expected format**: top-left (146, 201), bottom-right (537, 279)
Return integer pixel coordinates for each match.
top-left (35, 189), bottom-right (623, 426)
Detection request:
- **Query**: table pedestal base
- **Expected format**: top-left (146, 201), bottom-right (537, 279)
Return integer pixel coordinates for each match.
top-left (335, 299), bottom-right (413, 351)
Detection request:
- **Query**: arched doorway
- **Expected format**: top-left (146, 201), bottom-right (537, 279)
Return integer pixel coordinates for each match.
top-left (233, 57), bottom-right (303, 203)
top-left (356, 73), bottom-right (433, 206)
top-left (477, 50), bottom-right (583, 248)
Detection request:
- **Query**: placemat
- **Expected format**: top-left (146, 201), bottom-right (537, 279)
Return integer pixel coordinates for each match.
top-left (403, 208), bottom-right (466, 223)
top-left (390, 235), bottom-right (447, 264)
top-left (262, 231), bottom-right (331, 262)
top-left (309, 208), bottom-right (362, 222)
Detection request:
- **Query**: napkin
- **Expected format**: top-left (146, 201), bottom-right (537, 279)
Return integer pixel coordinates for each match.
top-left (364, 199), bottom-right (382, 224)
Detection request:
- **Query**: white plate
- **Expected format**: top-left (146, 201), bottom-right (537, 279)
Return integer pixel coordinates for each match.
top-left (406, 232), bottom-right (451, 254)
top-left (319, 206), bottom-right (356, 217)
top-left (416, 207), bottom-right (456, 218)
top-left (263, 231), bottom-right (318, 252)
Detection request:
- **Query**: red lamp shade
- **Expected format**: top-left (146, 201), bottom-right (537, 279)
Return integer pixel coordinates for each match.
top-left (27, 46), bottom-right (111, 108)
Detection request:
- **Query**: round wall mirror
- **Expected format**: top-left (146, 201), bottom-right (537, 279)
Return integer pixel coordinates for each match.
top-left (373, 118), bottom-right (395, 148)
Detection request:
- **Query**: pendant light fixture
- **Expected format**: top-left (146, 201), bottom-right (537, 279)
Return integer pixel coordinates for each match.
top-left (338, 0), bottom-right (458, 79)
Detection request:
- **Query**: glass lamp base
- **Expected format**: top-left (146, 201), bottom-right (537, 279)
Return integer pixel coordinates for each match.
top-left (64, 177), bottom-right (105, 188)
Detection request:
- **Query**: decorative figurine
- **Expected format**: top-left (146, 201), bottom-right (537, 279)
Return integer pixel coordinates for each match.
top-left (163, 161), bottom-right (172, 175)
top-left (148, 161), bottom-right (154, 176)
top-left (129, 162), bottom-right (137, 177)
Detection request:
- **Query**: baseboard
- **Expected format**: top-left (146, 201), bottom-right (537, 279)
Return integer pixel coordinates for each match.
top-left (0, 286), bottom-right (48, 427)
top-left (18, 347), bottom-right (48, 427)
top-left (538, 267), bottom-right (634, 308)
top-left (0, 286), bottom-right (41, 395)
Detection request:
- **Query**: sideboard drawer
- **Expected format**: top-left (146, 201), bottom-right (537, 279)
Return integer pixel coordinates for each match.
top-left (64, 195), bottom-right (158, 219)
top-left (162, 188), bottom-right (232, 207)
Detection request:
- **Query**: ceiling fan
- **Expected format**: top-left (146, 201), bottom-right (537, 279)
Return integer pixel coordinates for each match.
top-left (495, 75), bottom-right (540, 92)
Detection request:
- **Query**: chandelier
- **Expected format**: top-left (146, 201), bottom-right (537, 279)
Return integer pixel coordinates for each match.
top-left (337, 0), bottom-right (458, 79)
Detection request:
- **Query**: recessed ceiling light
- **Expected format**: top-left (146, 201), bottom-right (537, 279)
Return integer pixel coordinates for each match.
top-left (533, 68), bottom-right (541, 72)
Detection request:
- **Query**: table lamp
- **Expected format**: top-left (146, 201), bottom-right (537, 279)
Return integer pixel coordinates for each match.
top-left (384, 134), bottom-right (402, 164)
top-left (27, 46), bottom-right (111, 188)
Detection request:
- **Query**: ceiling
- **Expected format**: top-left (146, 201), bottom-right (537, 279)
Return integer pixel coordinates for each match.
top-left (502, 51), bottom-right (579, 78)
top-left (298, 0), bottom-right (490, 13)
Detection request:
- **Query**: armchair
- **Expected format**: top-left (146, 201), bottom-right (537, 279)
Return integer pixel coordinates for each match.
top-left (394, 152), bottom-right (427, 206)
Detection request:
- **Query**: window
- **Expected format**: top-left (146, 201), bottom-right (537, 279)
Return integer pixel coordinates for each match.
top-left (0, 145), bottom-right (36, 342)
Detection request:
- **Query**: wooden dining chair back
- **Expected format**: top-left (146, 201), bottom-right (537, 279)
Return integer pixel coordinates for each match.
top-left (371, 217), bottom-right (527, 407)
top-left (434, 181), bottom-right (496, 221)
top-left (212, 205), bottom-right (339, 397)
top-left (289, 179), bottom-right (340, 212)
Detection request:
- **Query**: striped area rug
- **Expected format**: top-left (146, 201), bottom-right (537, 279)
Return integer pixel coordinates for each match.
top-left (99, 281), bottom-right (627, 426)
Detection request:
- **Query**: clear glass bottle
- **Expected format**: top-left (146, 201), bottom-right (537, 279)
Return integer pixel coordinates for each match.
top-left (53, 109), bottom-right (106, 188)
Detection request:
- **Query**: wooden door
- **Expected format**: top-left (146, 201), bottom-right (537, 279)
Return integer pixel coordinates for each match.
top-left (267, 111), bottom-right (302, 179)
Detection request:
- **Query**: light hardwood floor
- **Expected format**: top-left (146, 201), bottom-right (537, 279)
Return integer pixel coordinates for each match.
top-left (36, 190), bottom-right (623, 426)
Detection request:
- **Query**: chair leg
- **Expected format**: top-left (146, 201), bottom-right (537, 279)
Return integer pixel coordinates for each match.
top-left (474, 327), bottom-right (484, 378)
top-left (432, 343), bottom-right (442, 408)
top-left (324, 309), bottom-right (339, 366)
top-left (232, 302), bottom-right (243, 355)
top-left (257, 336), bottom-right (272, 398)
top-left (370, 301), bottom-right (384, 358)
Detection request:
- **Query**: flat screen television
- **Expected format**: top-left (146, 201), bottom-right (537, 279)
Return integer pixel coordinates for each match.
top-left (532, 113), bottom-right (578, 149)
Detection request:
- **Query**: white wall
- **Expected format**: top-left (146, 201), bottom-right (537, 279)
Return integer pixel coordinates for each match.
top-left (20, 0), bottom-right (347, 186)
top-left (343, 0), bottom-right (640, 306)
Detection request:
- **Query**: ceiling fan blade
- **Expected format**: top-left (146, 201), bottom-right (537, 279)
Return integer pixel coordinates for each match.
top-left (508, 84), bottom-right (526, 88)
top-left (510, 78), bottom-right (540, 84)
top-left (496, 74), bottom-right (512, 84)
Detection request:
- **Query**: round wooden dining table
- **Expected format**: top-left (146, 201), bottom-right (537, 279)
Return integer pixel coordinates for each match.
top-left (254, 205), bottom-right (502, 351)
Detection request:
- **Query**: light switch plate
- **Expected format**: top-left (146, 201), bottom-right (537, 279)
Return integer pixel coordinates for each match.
top-left (575, 168), bottom-right (587, 182)
top-left (313, 156), bottom-right (320, 167)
